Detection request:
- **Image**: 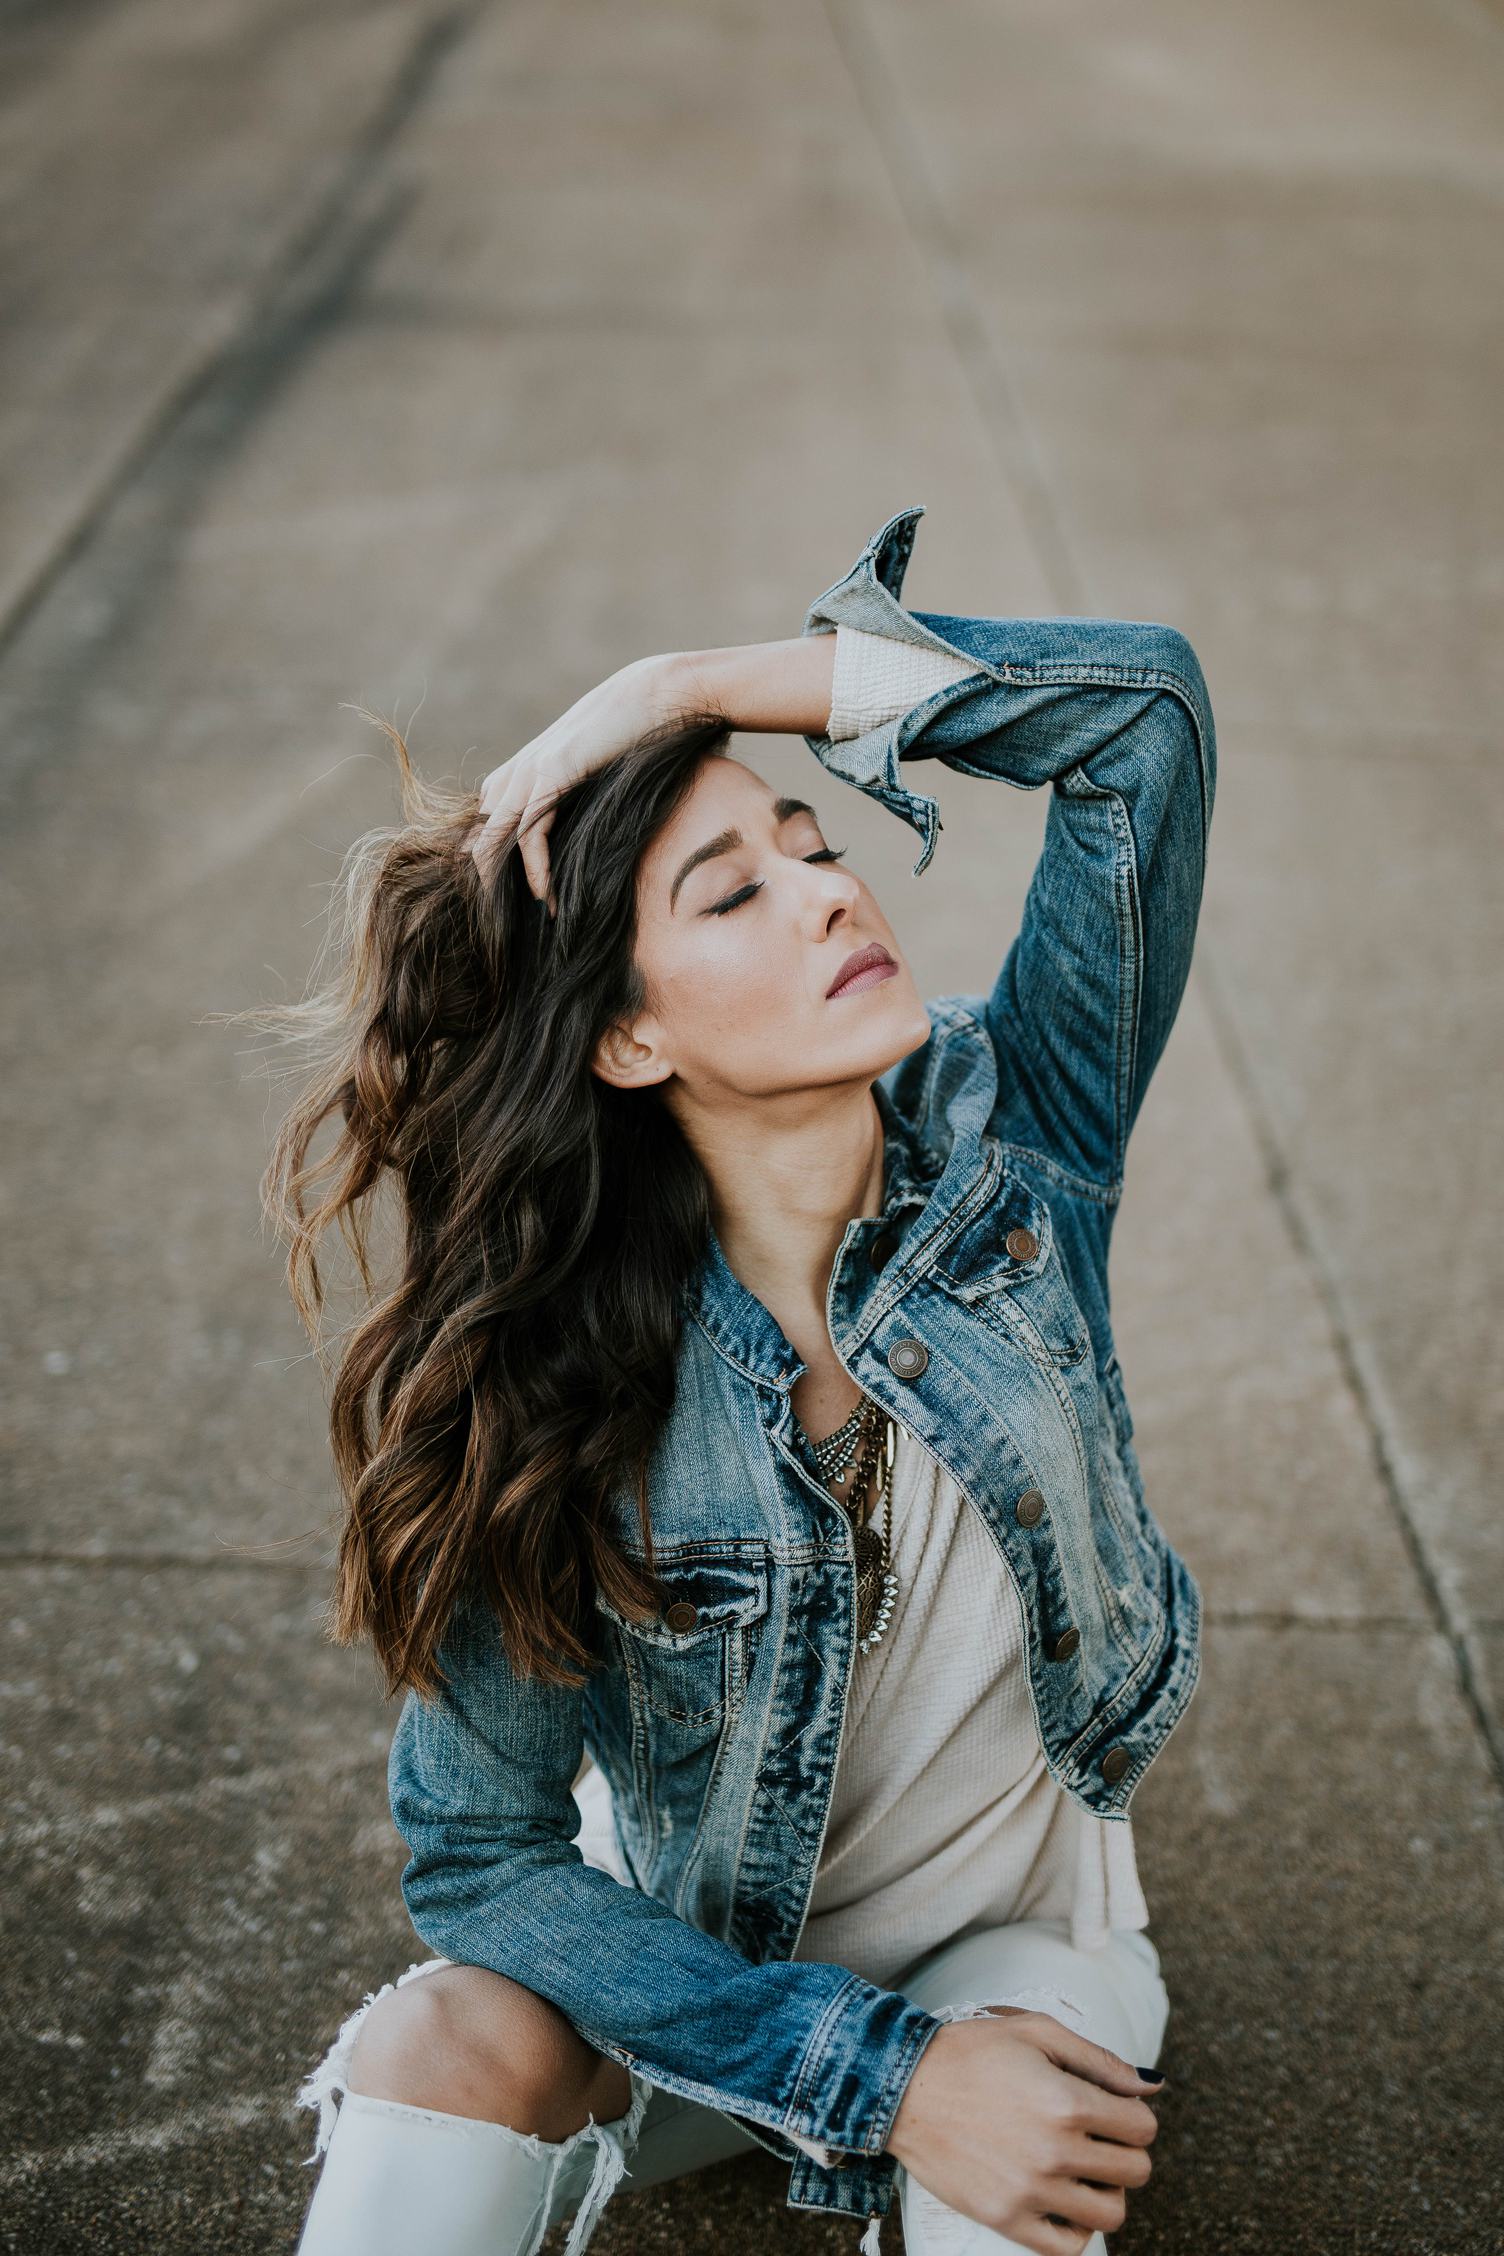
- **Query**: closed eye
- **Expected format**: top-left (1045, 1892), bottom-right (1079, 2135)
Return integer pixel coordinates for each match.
top-left (706, 846), bottom-right (848, 917)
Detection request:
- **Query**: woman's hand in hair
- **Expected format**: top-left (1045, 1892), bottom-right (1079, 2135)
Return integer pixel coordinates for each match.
top-left (466, 653), bottom-right (701, 910)
top-left (884, 2007), bottom-right (1164, 2256)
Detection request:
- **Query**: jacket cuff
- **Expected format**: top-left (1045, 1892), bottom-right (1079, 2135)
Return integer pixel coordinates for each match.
top-left (789, 1974), bottom-right (948, 2160)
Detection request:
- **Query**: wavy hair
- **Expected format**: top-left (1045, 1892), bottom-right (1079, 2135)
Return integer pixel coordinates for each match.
top-left (250, 704), bottom-right (733, 1699)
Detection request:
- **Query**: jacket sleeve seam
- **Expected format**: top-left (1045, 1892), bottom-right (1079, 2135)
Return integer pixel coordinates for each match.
top-left (785, 1971), bottom-right (867, 2129)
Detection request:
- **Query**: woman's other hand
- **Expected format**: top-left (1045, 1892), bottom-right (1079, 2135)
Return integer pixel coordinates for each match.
top-left (885, 2007), bottom-right (1165, 2256)
top-left (467, 652), bottom-right (700, 910)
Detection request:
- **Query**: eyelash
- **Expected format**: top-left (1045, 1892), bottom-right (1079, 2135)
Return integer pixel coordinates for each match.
top-left (707, 847), bottom-right (849, 917)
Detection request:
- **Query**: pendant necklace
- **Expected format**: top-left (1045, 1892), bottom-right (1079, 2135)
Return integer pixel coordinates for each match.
top-left (805, 1395), bottom-right (899, 1654)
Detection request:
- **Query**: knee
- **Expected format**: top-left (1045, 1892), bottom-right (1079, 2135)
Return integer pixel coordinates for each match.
top-left (347, 1965), bottom-right (632, 2139)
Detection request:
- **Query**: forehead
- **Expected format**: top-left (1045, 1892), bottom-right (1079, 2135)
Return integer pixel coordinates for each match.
top-left (659, 752), bottom-right (776, 835)
top-left (637, 754), bottom-right (783, 874)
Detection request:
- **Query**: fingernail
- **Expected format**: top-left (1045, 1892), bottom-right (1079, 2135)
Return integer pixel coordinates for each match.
top-left (1136, 2067), bottom-right (1165, 2083)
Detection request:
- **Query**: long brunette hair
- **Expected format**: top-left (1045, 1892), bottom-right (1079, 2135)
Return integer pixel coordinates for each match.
top-left (254, 705), bottom-right (732, 1699)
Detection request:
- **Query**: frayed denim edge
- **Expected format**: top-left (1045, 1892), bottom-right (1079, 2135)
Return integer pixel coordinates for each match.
top-left (929, 1983), bottom-right (1091, 2034)
top-left (296, 1955), bottom-right (457, 2161)
top-left (293, 1955), bottom-right (654, 2256)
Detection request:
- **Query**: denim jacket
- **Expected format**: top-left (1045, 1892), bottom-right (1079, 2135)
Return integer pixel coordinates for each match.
top-left (387, 505), bottom-right (1218, 2237)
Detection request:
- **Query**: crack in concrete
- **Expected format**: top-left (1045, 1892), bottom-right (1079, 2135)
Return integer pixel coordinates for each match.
top-left (821, 0), bottom-right (1089, 614)
top-left (0, 0), bottom-right (497, 670)
top-left (1195, 940), bottom-right (1504, 1799)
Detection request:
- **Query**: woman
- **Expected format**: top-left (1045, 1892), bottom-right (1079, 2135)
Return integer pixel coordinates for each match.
top-left (270, 504), bottom-right (1216, 2256)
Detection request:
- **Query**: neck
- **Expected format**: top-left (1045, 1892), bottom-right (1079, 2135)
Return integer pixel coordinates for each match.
top-left (679, 1080), bottom-right (886, 1328)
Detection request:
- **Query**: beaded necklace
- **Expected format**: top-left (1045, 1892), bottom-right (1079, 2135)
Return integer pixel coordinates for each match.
top-left (802, 1395), bottom-right (899, 1654)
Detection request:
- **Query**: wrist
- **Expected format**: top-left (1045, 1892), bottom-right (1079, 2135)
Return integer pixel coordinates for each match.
top-left (656, 637), bottom-right (837, 739)
top-left (881, 2017), bottom-right (955, 2164)
top-left (613, 650), bottom-right (705, 731)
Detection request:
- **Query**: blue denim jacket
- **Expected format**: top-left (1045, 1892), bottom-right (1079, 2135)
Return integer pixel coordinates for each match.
top-left (387, 505), bottom-right (1217, 2236)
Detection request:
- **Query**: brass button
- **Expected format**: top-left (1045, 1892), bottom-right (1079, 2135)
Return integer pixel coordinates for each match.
top-left (1100, 1744), bottom-right (1133, 1785)
top-left (887, 1337), bottom-right (929, 1380)
top-left (1014, 1488), bottom-right (1046, 1528)
top-left (1006, 1225), bottom-right (1039, 1262)
top-left (664, 1600), bottom-right (698, 1632)
top-left (870, 1231), bottom-right (898, 1272)
top-left (1049, 1626), bottom-right (1080, 1663)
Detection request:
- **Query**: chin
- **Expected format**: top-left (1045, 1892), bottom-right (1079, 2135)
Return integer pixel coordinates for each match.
top-left (865, 996), bottom-right (932, 1076)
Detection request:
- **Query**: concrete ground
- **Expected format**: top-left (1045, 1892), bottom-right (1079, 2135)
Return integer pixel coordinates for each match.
top-left (2, 0), bottom-right (1500, 2250)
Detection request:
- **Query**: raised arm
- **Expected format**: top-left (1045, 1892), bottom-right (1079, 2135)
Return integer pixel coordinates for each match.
top-left (796, 505), bottom-right (1218, 1198)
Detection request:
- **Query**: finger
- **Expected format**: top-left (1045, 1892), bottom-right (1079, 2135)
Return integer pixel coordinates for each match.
top-left (469, 758), bottom-right (540, 872)
top-left (515, 798), bottom-right (555, 905)
top-left (1061, 2131), bottom-right (1154, 2189)
top-left (482, 768), bottom-right (531, 848)
top-left (467, 808), bottom-right (517, 879)
top-left (1031, 2217), bottom-right (1095, 2256)
top-left (478, 750), bottom-right (532, 819)
top-left (1033, 2020), bottom-right (1165, 2100)
top-left (1059, 2072), bottom-right (1161, 2151)
top-left (1039, 2173), bottom-right (1128, 2239)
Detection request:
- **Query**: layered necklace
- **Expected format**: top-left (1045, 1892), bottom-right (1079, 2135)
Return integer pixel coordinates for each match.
top-left (804, 1395), bottom-right (900, 1654)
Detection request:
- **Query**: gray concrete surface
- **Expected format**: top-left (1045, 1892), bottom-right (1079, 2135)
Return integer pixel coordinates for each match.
top-left (2, 0), bottom-right (1500, 2250)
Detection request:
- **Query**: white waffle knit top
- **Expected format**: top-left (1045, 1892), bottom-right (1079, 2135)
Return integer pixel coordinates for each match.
top-left (825, 619), bottom-right (981, 744)
top-left (790, 1420), bottom-right (1148, 1991)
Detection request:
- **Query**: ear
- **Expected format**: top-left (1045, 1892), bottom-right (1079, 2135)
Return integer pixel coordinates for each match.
top-left (590, 1016), bottom-right (673, 1093)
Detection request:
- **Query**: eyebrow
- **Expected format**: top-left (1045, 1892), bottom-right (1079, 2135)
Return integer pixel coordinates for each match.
top-left (669, 795), bottom-right (819, 912)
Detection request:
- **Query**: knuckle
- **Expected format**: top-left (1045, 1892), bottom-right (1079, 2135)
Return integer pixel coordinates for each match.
top-left (1041, 2081), bottom-right (1076, 2125)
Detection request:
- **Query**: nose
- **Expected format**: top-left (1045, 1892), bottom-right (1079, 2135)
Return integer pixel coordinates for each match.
top-left (809, 864), bottom-right (862, 929)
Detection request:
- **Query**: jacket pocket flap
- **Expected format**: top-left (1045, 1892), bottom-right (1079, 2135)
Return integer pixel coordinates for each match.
top-left (595, 1548), bottom-right (770, 1649)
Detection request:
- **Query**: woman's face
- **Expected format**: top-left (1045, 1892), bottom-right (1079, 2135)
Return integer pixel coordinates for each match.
top-left (594, 754), bottom-right (931, 1105)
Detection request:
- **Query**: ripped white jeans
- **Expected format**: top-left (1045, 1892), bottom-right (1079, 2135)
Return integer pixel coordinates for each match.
top-left (292, 1772), bottom-right (1169, 2256)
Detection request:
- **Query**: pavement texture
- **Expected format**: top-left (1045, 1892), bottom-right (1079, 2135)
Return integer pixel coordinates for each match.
top-left (1, 1), bottom-right (1500, 2251)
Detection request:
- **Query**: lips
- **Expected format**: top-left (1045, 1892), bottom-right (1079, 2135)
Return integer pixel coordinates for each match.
top-left (827, 941), bottom-right (897, 999)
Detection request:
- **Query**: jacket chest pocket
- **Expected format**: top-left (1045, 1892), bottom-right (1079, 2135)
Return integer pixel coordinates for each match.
top-left (933, 1159), bottom-right (1090, 1369)
top-left (594, 1548), bottom-right (770, 1724)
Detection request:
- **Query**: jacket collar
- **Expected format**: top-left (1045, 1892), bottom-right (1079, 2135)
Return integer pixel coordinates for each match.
top-left (678, 1002), bottom-right (1000, 1389)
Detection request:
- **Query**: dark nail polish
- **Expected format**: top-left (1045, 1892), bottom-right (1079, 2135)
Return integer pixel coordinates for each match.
top-left (1136, 2066), bottom-right (1165, 2082)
